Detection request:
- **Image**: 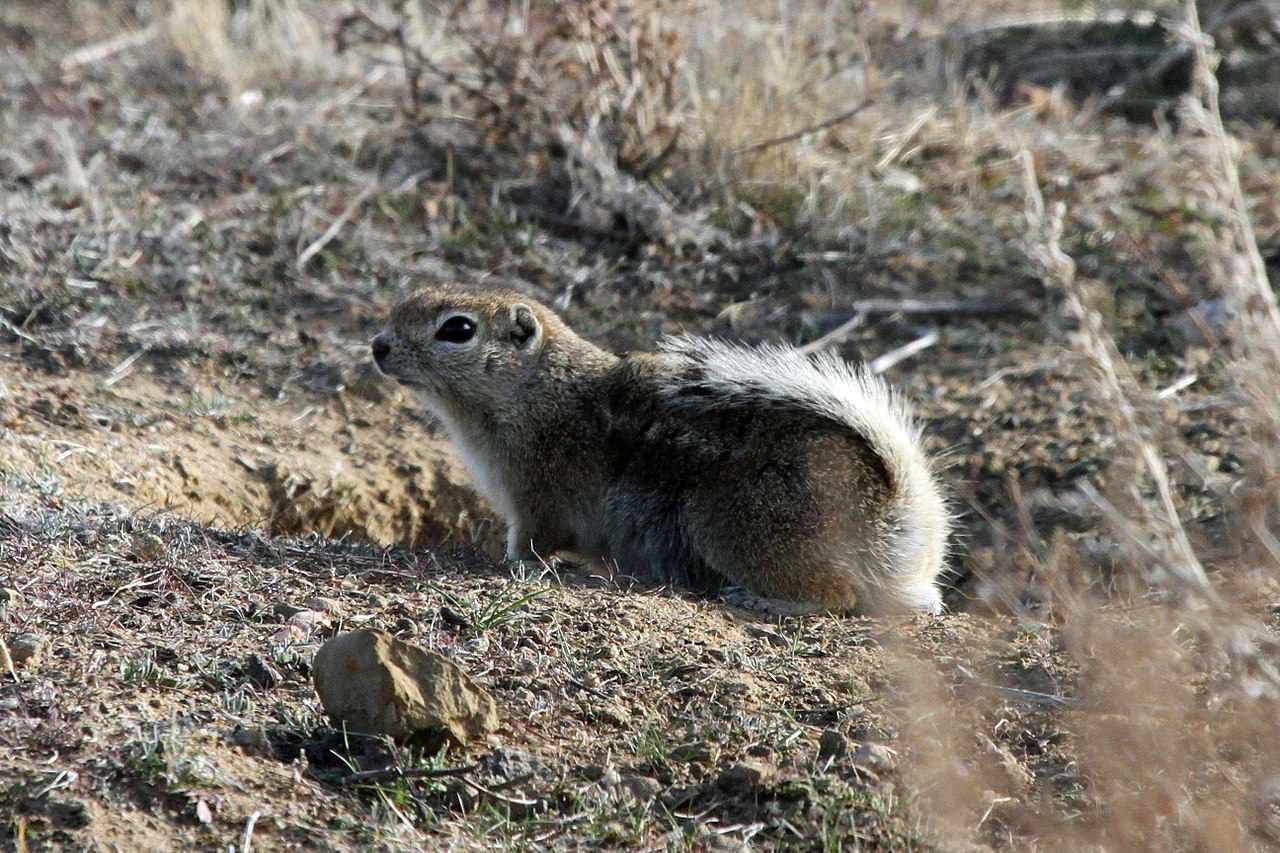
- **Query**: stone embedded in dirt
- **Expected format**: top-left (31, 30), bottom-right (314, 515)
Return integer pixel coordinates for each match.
top-left (853, 742), bottom-right (897, 773)
top-left (8, 633), bottom-right (49, 668)
top-left (818, 728), bottom-right (848, 760)
top-left (272, 602), bottom-right (306, 619)
top-left (619, 774), bottom-right (662, 802)
top-left (226, 725), bottom-right (274, 757)
top-left (129, 532), bottom-right (165, 561)
top-left (287, 609), bottom-right (329, 632)
top-left (244, 654), bottom-right (283, 689)
top-left (0, 588), bottom-right (22, 612)
top-left (716, 760), bottom-right (775, 793)
top-left (303, 596), bottom-right (342, 615)
top-left (594, 702), bottom-right (631, 728)
top-left (313, 629), bottom-right (498, 743)
top-left (671, 741), bottom-right (715, 766)
top-left (445, 748), bottom-right (546, 816)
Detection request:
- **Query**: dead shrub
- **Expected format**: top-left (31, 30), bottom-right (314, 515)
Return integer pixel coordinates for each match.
top-left (167, 0), bottom-right (334, 94)
top-left (334, 0), bottom-right (687, 175)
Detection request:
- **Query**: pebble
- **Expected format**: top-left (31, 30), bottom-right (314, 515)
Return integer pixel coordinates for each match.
top-left (853, 742), bottom-right (898, 773)
top-left (717, 760), bottom-right (775, 792)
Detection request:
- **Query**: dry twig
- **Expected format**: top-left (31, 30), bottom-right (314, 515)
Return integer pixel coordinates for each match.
top-left (734, 100), bottom-right (873, 156)
top-left (297, 183), bottom-right (378, 272)
top-left (1020, 148), bottom-right (1218, 605)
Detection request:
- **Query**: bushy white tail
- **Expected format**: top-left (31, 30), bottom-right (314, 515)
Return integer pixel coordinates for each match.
top-left (658, 337), bottom-right (951, 613)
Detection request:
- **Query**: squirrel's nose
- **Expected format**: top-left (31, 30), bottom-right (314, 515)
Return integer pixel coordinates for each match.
top-left (370, 334), bottom-right (391, 365)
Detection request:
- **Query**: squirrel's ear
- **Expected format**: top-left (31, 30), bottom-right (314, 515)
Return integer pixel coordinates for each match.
top-left (509, 304), bottom-right (542, 349)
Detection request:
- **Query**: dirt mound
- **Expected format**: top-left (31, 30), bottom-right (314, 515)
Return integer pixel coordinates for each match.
top-left (0, 361), bottom-right (500, 554)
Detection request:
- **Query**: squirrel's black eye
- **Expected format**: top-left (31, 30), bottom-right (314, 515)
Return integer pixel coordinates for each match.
top-left (435, 316), bottom-right (476, 343)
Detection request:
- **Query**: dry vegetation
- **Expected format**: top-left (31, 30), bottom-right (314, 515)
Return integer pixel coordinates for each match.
top-left (2, 0), bottom-right (1280, 850)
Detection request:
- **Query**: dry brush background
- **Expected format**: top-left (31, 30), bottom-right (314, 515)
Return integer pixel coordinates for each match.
top-left (2, 0), bottom-right (1280, 850)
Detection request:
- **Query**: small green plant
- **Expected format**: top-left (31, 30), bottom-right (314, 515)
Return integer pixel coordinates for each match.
top-left (119, 650), bottom-right (174, 687)
top-left (624, 719), bottom-right (675, 774)
top-left (221, 686), bottom-right (256, 717)
top-left (124, 723), bottom-right (219, 792)
top-left (437, 582), bottom-right (549, 632)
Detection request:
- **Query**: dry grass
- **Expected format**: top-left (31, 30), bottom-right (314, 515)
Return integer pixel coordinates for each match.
top-left (167, 0), bottom-right (335, 95)
top-left (3, 0), bottom-right (1280, 850)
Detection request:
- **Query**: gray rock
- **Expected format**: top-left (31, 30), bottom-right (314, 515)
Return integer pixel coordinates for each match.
top-left (671, 741), bottom-right (715, 765)
top-left (313, 629), bottom-right (499, 744)
top-left (853, 742), bottom-right (897, 773)
top-left (303, 596), bottom-right (342, 615)
top-left (619, 774), bottom-right (662, 802)
top-left (0, 588), bottom-right (22, 612)
top-left (717, 760), bottom-right (775, 792)
top-left (595, 702), bottom-right (632, 727)
top-left (226, 725), bottom-right (273, 757)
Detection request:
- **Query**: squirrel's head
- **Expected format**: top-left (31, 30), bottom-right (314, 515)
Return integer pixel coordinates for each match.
top-left (371, 287), bottom-right (552, 417)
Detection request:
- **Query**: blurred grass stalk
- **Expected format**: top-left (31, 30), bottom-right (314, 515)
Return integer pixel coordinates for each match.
top-left (1020, 0), bottom-right (1279, 675)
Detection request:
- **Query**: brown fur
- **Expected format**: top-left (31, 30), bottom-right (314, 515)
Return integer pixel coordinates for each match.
top-left (372, 286), bottom-right (949, 614)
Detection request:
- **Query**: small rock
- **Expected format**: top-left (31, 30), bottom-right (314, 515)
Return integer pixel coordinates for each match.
top-left (8, 633), bottom-right (48, 668)
top-left (313, 629), bottom-right (499, 744)
top-left (304, 596), bottom-right (341, 615)
top-left (595, 702), bottom-right (632, 727)
top-left (818, 729), bottom-right (848, 760)
top-left (717, 760), bottom-right (774, 792)
top-left (474, 747), bottom-right (542, 783)
top-left (129, 533), bottom-right (165, 561)
top-left (227, 725), bottom-right (273, 757)
top-left (273, 602), bottom-right (306, 619)
top-left (671, 741), bottom-right (715, 765)
top-left (287, 610), bottom-right (329, 631)
top-left (853, 742), bottom-right (897, 773)
top-left (0, 588), bottom-right (22, 611)
top-left (244, 654), bottom-right (283, 689)
top-left (619, 775), bottom-right (662, 802)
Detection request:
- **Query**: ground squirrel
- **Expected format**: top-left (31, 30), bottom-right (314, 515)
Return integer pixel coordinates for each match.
top-left (371, 286), bottom-right (951, 614)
